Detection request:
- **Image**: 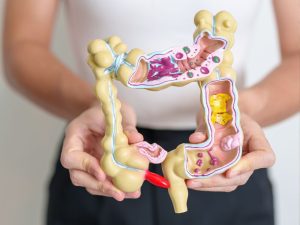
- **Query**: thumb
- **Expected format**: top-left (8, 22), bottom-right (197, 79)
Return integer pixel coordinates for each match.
top-left (120, 102), bottom-right (143, 144)
top-left (189, 122), bottom-right (207, 144)
top-left (124, 126), bottom-right (144, 144)
top-left (189, 131), bottom-right (207, 144)
top-left (189, 109), bottom-right (207, 143)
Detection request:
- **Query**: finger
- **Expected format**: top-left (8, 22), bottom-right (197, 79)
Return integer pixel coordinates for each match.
top-left (70, 169), bottom-right (101, 189)
top-left (226, 114), bottom-right (276, 177)
top-left (226, 150), bottom-right (275, 178)
top-left (125, 190), bottom-right (141, 199)
top-left (240, 114), bottom-right (269, 147)
top-left (86, 187), bottom-right (125, 201)
top-left (69, 170), bottom-right (125, 201)
top-left (62, 125), bottom-right (100, 178)
top-left (61, 149), bottom-right (105, 181)
top-left (65, 110), bottom-right (105, 140)
top-left (120, 102), bottom-right (143, 144)
top-left (62, 124), bottom-right (106, 181)
top-left (124, 126), bottom-right (144, 144)
top-left (189, 132), bottom-right (207, 144)
top-left (187, 171), bottom-right (253, 189)
top-left (87, 188), bottom-right (141, 200)
top-left (190, 185), bottom-right (238, 192)
top-left (195, 109), bottom-right (206, 129)
top-left (86, 188), bottom-right (110, 197)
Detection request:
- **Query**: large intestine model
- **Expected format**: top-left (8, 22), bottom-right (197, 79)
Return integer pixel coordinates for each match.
top-left (87, 10), bottom-right (243, 213)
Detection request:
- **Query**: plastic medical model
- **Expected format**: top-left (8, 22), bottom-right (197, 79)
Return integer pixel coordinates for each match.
top-left (87, 10), bottom-right (243, 213)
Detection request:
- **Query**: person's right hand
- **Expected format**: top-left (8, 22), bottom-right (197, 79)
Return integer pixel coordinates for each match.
top-left (60, 102), bottom-right (143, 201)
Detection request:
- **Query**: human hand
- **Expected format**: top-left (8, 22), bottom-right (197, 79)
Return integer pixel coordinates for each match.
top-left (60, 102), bottom-right (143, 201)
top-left (186, 114), bottom-right (276, 192)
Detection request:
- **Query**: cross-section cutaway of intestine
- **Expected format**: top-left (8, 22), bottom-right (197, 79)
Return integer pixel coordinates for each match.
top-left (87, 10), bottom-right (241, 214)
top-left (128, 34), bottom-right (226, 89)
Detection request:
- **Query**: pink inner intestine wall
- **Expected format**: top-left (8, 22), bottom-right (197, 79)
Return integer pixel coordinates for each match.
top-left (128, 35), bottom-right (226, 88)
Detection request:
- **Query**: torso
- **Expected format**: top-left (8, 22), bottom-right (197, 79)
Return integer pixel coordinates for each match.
top-left (64, 0), bottom-right (260, 129)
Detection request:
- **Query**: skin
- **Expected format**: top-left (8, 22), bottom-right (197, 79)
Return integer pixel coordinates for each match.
top-left (189, 0), bottom-right (300, 191)
top-left (2, 0), bottom-right (299, 198)
top-left (61, 102), bottom-right (143, 200)
top-left (3, 0), bottom-right (96, 120)
top-left (87, 37), bottom-right (150, 193)
top-left (238, 0), bottom-right (300, 126)
top-left (188, 114), bottom-right (275, 192)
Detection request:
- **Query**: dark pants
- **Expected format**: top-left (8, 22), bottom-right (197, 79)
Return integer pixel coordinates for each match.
top-left (47, 128), bottom-right (274, 225)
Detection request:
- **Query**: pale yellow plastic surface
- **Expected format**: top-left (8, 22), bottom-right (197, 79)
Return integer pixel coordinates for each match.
top-left (87, 10), bottom-right (238, 213)
top-left (161, 11), bottom-right (237, 213)
top-left (88, 38), bottom-right (149, 193)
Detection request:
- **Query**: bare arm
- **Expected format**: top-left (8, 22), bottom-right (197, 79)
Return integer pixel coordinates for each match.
top-left (239, 0), bottom-right (300, 126)
top-left (3, 0), bottom-right (97, 120)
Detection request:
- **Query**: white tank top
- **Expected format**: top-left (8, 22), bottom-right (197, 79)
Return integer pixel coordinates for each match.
top-left (64, 0), bottom-right (260, 129)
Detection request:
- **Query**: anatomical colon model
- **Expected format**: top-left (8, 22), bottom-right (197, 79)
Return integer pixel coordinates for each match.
top-left (87, 10), bottom-right (242, 213)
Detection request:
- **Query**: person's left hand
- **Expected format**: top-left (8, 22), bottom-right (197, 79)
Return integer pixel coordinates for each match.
top-left (186, 114), bottom-right (276, 192)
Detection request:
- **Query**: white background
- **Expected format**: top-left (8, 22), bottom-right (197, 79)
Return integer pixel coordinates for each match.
top-left (0, 1), bottom-right (299, 224)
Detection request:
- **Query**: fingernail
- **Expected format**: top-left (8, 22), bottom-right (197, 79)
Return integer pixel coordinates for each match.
top-left (191, 132), bottom-right (206, 143)
top-left (131, 192), bottom-right (141, 199)
top-left (187, 180), bottom-right (201, 188)
top-left (134, 193), bottom-right (141, 199)
top-left (114, 191), bottom-right (124, 201)
top-left (125, 127), bottom-right (137, 134)
top-left (195, 132), bottom-right (203, 136)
